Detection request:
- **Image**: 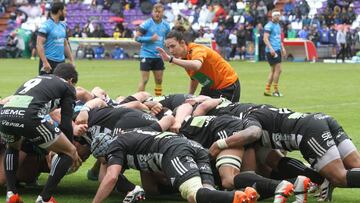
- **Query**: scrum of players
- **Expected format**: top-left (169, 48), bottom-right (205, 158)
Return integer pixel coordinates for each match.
top-left (1, 63), bottom-right (360, 203)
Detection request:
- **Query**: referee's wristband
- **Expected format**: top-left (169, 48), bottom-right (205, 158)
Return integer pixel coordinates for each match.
top-left (80, 106), bottom-right (91, 112)
top-left (169, 56), bottom-right (174, 63)
top-left (216, 139), bottom-right (228, 149)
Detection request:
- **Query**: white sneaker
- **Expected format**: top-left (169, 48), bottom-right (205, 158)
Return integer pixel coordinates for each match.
top-left (274, 180), bottom-right (294, 203)
top-left (317, 179), bottom-right (334, 202)
top-left (123, 185), bottom-right (145, 203)
top-left (293, 176), bottom-right (311, 203)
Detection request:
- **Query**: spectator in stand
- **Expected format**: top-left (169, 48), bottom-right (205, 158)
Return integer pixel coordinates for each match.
top-left (245, 23), bottom-right (254, 52)
top-left (213, 3), bottom-right (226, 23)
top-left (111, 45), bottom-right (124, 60)
top-left (302, 15), bottom-right (311, 27)
top-left (236, 0), bottom-right (246, 15)
top-left (283, 0), bottom-right (294, 16)
top-left (94, 43), bottom-right (105, 59)
top-left (319, 25), bottom-right (330, 44)
top-left (336, 25), bottom-right (346, 62)
top-left (84, 44), bottom-right (95, 59)
top-left (340, 7), bottom-right (350, 24)
top-left (81, 27), bottom-right (90, 38)
top-left (6, 32), bottom-right (21, 58)
top-left (203, 28), bottom-right (214, 40)
top-left (73, 25), bottom-right (82, 38)
top-left (345, 28), bottom-right (354, 59)
top-left (198, 26), bottom-right (206, 38)
top-left (298, 25), bottom-right (309, 39)
top-left (92, 24), bottom-right (107, 38)
top-left (122, 24), bottom-right (133, 38)
top-left (229, 29), bottom-right (238, 60)
top-left (347, 6), bottom-right (356, 24)
top-left (113, 27), bottom-right (121, 39)
top-left (310, 14), bottom-right (321, 29)
top-left (334, 5), bottom-right (342, 24)
top-left (323, 7), bottom-right (335, 26)
top-left (66, 27), bottom-right (73, 39)
top-left (236, 24), bottom-right (246, 60)
top-left (329, 25), bottom-right (338, 57)
top-left (257, 1), bottom-right (268, 25)
top-left (92, 0), bottom-right (104, 11)
top-left (308, 25), bottom-right (320, 47)
top-left (327, 0), bottom-right (336, 10)
top-left (287, 24), bottom-right (297, 39)
top-left (297, 0), bottom-right (309, 16)
top-left (256, 22), bottom-right (266, 61)
top-left (214, 24), bottom-right (229, 59)
top-left (29, 28), bottom-right (38, 60)
top-left (75, 44), bottom-right (85, 59)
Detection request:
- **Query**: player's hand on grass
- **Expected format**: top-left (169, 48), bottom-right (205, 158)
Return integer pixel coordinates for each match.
top-left (71, 152), bottom-right (83, 172)
top-left (209, 142), bottom-right (221, 158)
top-left (75, 111), bottom-right (89, 125)
top-left (156, 47), bottom-right (171, 62)
top-left (73, 123), bottom-right (88, 136)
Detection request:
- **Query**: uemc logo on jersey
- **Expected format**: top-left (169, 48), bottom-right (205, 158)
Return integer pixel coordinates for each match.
top-left (0, 109), bottom-right (26, 117)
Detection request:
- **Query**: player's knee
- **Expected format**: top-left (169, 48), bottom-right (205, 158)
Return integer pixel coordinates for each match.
top-left (216, 155), bottom-right (242, 189)
top-left (328, 171), bottom-right (347, 187)
top-left (155, 78), bottom-right (162, 84)
top-left (142, 79), bottom-right (148, 85)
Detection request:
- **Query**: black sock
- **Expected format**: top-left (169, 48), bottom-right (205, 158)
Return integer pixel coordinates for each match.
top-left (234, 171), bottom-right (280, 200)
top-left (4, 147), bottom-right (19, 194)
top-left (115, 173), bottom-right (135, 193)
top-left (346, 169), bottom-right (360, 187)
top-left (277, 157), bottom-right (324, 184)
top-left (196, 188), bottom-right (234, 203)
top-left (40, 154), bottom-right (72, 201)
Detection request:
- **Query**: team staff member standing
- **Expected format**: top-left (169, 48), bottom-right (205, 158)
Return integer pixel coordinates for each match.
top-left (37, 2), bottom-right (74, 75)
top-left (263, 10), bottom-right (286, 97)
top-left (135, 3), bottom-right (170, 96)
top-left (157, 27), bottom-right (240, 102)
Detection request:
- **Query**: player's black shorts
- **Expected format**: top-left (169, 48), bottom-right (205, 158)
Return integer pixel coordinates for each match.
top-left (325, 115), bottom-right (350, 145)
top-left (298, 114), bottom-right (338, 167)
top-left (140, 58), bottom-right (165, 71)
top-left (113, 111), bottom-right (161, 132)
top-left (162, 140), bottom-right (214, 189)
top-left (266, 50), bottom-right (282, 66)
top-left (39, 58), bottom-right (65, 75)
top-left (0, 116), bottom-right (61, 148)
top-left (200, 79), bottom-right (241, 102)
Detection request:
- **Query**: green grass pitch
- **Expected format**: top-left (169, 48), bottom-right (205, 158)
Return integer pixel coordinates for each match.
top-left (0, 59), bottom-right (359, 202)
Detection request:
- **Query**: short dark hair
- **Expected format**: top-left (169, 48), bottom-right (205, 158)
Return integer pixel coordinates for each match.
top-left (53, 63), bottom-right (78, 84)
top-left (166, 26), bottom-right (195, 44)
top-left (51, 2), bottom-right (65, 14)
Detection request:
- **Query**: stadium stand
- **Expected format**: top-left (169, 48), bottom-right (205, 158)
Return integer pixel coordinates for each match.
top-left (0, 0), bottom-right (359, 60)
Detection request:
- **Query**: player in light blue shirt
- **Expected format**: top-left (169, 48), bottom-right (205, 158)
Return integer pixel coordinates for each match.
top-left (37, 2), bottom-right (74, 75)
top-left (135, 3), bottom-right (170, 96)
top-left (263, 9), bottom-right (286, 97)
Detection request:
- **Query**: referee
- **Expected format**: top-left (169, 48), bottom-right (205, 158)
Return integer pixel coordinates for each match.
top-left (263, 9), bottom-right (286, 97)
top-left (37, 2), bottom-right (74, 75)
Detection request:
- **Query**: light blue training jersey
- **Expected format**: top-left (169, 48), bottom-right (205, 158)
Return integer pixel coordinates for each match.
top-left (38, 18), bottom-right (67, 62)
top-left (264, 21), bottom-right (281, 53)
top-left (138, 18), bottom-right (170, 58)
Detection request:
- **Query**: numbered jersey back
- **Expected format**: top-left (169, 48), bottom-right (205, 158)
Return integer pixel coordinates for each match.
top-left (6, 75), bottom-right (75, 117)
